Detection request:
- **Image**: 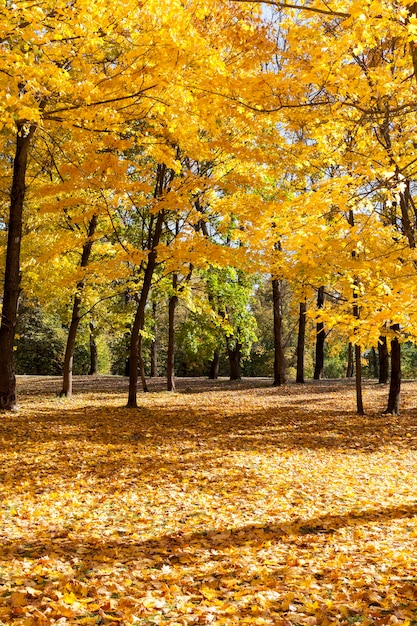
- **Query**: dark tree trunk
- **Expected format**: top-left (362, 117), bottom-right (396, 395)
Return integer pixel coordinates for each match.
top-left (347, 211), bottom-right (364, 413)
top-left (0, 123), bottom-right (37, 409)
top-left (127, 246), bottom-right (160, 406)
top-left (209, 349), bottom-right (220, 379)
top-left (272, 277), bottom-right (286, 386)
top-left (378, 336), bottom-right (389, 384)
top-left (88, 321), bottom-right (99, 375)
top-left (138, 333), bottom-right (149, 392)
top-left (150, 301), bottom-right (157, 377)
top-left (355, 343), bottom-right (364, 415)
top-left (346, 342), bottom-right (354, 378)
top-left (370, 346), bottom-right (378, 379)
top-left (150, 341), bottom-right (157, 378)
top-left (167, 274), bottom-right (178, 391)
top-left (60, 295), bottom-right (81, 397)
top-left (127, 205), bottom-right (165, 407)
top-left (60, 214), bottom-right (98, 397)
top-left (128, 163), bottom-right (174, 406)
top-left (313, 286), bottom-right (325, 380)
top-left (296, 300), bottom-right (306, 383)
top-left (385, 326), bottom-right (401, 415)
top-left (228, 342), bottom-right (242, 380)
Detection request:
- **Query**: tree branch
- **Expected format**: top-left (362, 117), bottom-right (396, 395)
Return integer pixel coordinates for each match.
top-left (232, 0), bottom-right (349, 18)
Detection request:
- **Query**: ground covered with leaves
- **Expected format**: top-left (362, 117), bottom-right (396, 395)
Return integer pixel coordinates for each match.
top-left (1, 376), bottom-right (417, 625)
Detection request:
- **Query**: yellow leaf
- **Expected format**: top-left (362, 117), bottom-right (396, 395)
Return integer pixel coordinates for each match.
top-left (62, 591), bottom-right (78, 605)
top-left (10, 591), bottom-right (27, 607)
top-left (200, 585), bottom-right (218, 600)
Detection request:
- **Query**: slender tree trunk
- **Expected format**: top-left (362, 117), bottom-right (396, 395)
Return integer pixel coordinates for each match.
top-left (355, 343), bottom-right (364, 415)
top-left (127, 250), bottom-right (160, 406)
top-left (352, 291), bottom-right (364, 414)
top-left (150, 301), bottom-right (157, 377)
top-left (167, 274), bottom-right (178, 391)
top-left (296, 300), bottom-right (306, 383)
top-left (228, 342), bottom-right (242, 380)
top-left (128, 163), bottom-right (175, 406)
top-left (272, 277), bottom-right (286, 386)
top-left (60, 214), bottom-right (98, 397)
top-left (378, 336), bottom-right (389, 384)
top-left (150, 341), bottom-right (157, 378)
top-left (138, 333), bottom-right (149, 392)
top-left (127, 209), bottom-right (165, 407)
top-left (60, 296), bottom-right (81, 397)
top-left (88, 321), bottom-right (99, 375)
top-left (385, 325), bottom-right (401, 415)
top-left (313, 286), bottom-right (325, 380)
top-left (209, 349), bottom-right (220, 379)
top-left (347, 210), bottom-right (364, 414)
top-left (0, 123), bottom-right (36, 410)
top-left (370, 347), bottom-right (378, 379)
top-left (346, 342), bottom-right (354, 378)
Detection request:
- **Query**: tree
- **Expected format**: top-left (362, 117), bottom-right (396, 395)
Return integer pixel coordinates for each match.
top-left (296, 300), bottom-right (307, 383)
top-left (272, 277), bottom-right (286, 385)
top-left (313, 287), bottom-right (325, 380)
top-left (0, 0), bottom-right (180, 408)
top-left (14, 301), bottom-right (65, 375)
top-left (60, 214), bottom-right (98, 397)
top-left (0, 122), bottom-right (37, 408)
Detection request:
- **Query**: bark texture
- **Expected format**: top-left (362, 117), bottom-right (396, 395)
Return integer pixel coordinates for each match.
top-left (127, 165), bottom-right (168, 407)
top-left (150, 301), bottom-right (158, 377)
top-left (272, 278), bottom-right (286, 386)
top-left (167, 274), bottom-right (178, 391)
top-left (355, 343), bottom-right (364, 415)
top-left (313, 286), bottom-right (325, 380)
top-left (378, 336), bottom-right (389, 384)
top-left (296, 300), bottom-right (306, 384)
top-left (0, 123), bottom-right (36, 410)
top-left (385, 327), bottom-right (401, 415)
top-left (60, 214), bottom-right (98, 397)
top-left (88, 321), bottom-right (99, 375)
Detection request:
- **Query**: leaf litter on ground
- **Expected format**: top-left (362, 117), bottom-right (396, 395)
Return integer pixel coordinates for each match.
top-left (1, 375), bottom-right (417, 625)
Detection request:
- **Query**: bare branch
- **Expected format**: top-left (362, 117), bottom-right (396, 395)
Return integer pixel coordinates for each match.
top-left (232, 0), bottom-right (349, 18)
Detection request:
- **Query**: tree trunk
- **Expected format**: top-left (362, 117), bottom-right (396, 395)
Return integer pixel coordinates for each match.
top-left (272, 277), bottom-right (286, 386)
top-left (228, 342), bottom-right (242, 380)
top-left (127, 249), bottom-right (160, 406)
top-left (88, 321), bottom-right (99, 375)
top-left (385, 326), bottom-right (401, 415)
top-left (346, 342), bottom-right (354, 378)
top-left (0, 123), bottom-right (37, 409)
top-left (167, 274), bottom-right (178, 391)
top-left (355, 343), bottom-right (364, 415)
top-left (138, 333), bottom-right (149, 392)
top-left (150, 301), bottom-right (157, 377)
top-left (296, 300), bottom-right (306, 383)
top-left (313, 286), bottom-right (325, 380)
top-left (60, 295), bottom-right (81, 397)
top-left (370, 346), bottom-right (378, 379)
top-left (378, 336), bottom-right (389, 384)
top-left (209, 349), bottom-right (220, 379)
top-left (60, 214), bottom-right (98, 397)
top-left (127, 209), bottom-right (165, 407)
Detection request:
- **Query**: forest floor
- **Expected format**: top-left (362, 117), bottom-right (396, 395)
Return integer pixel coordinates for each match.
top-left (1, 376), bottom-right (417, 625)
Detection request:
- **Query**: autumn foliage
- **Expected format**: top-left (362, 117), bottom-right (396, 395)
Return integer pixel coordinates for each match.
top-left (3, 0), bottom-right (417, 408)
top-left (1, 376), bottom-right (417, 625)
